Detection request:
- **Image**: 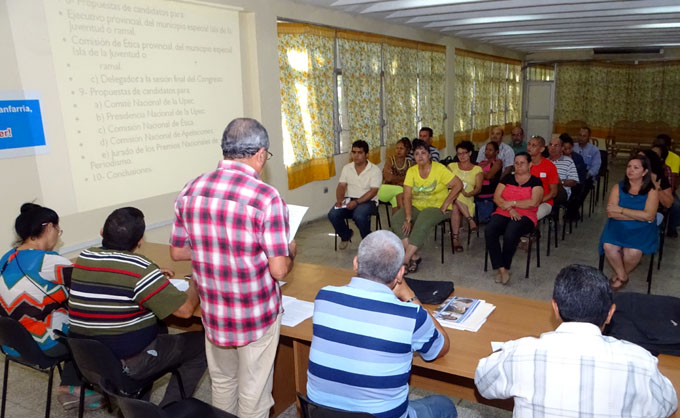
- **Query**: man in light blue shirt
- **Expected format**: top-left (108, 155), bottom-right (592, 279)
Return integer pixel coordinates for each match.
top-left (573, 127), bottom-right (601, 180)
top-left (307, 230), bottom-right (456, 418)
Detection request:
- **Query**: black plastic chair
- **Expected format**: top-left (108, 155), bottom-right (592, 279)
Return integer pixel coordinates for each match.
top-left (59, 334), bottom-right (185, 418)
top-left (0, 317), bottom-right (72, 418)
top-left (100, 378), bottom-right (235, 418)
top-left (434, 219), bottom-right (456, 263)
top-left (378, 201), bottom-right (392, 228)
top-left (298, 393), bottom-right (374, 418)
top-left (484, 225), bottom-right (541, 279)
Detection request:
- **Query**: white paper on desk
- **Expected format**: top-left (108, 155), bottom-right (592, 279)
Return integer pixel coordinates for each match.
top-left (170, 279), bottom-right (189, 291)
top-left (287, 204), bottom-right (309, 243)
top-left (281, 295), bottom-right (314, 327)
top-left (438, 302), bottom-right (496, 332)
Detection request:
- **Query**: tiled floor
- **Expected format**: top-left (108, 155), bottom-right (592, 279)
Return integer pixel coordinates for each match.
top-left (3, 159), bottom-right (678, 417)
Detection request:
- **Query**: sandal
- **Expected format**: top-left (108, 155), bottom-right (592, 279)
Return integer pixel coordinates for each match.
top-left (466, 216), bottom-right (478, 231)
top-left (452, 234), bottom-right (463, 253)
top-left (407, 258), bottom-right (422, 273)
top-left (609, 274), bottom-right (629, 291)
top-left (58, 386), bottom-right (105, 411)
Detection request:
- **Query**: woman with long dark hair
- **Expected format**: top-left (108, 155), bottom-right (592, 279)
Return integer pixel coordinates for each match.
top-left (599, 155), bottom-right (659, 290)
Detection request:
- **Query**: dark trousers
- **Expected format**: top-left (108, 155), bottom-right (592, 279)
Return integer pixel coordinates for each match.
top-left (328, 201), bottom-right (377, 240)
top-left (566, 181), bottom-right (589, 220)
top-left (485, 214), bottom-right (534, 270)
top-left (122, 331), bottom-right (207, 407)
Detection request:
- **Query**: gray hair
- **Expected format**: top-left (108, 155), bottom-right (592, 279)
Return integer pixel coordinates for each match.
top-left (357, 230), bottom-right (405, 284)
top-left (221, 118), bottom-right (270, 159)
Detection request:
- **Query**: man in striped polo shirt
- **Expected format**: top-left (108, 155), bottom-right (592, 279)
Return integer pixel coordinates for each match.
top-left (307, 230), bottom-right (457, 418)
top-left (69, 207), bottom-right (205, 407)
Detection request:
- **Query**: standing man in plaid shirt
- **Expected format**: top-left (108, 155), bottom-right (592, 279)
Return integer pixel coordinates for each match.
top-left (170, 118), bottom-right (296, 418)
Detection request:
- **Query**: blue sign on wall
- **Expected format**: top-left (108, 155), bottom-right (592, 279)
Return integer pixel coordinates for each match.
top-left (0, 100), bottom-right (46, 151)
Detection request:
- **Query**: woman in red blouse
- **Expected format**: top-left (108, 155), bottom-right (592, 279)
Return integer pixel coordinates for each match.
top-left (484, 152), bottom-right (544, 285)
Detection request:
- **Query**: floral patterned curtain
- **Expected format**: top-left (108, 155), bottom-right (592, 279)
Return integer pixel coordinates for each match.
top-left (454, 54), bottom-right (475, 140)
top-left (526, 65), bottom-right (554, 81)
top-left (454, 49), bottom-right (522, 144)
top-left (278, 23), bottom-right (336, 190)
top-left (384, 40), bottom-right (418, 145)
top-left (417, 45), bottom-right (446, 149)
top-left (507, 63), bottom-right (522, 127)
top-left (337, 32), bottom-right (382, 163)
top-left (489, 61), bottom-right (506, 127)
top-left (554, 62), bottom-right (680, 136)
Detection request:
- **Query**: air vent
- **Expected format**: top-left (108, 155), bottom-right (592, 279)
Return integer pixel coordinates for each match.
top-left (591, 47), bottom-right (664, 62)
top-left (593, 47), bottom-right (663, 55)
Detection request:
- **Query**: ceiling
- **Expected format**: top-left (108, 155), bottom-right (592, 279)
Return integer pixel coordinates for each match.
top-left (291, 0), bottom-right (680, 54)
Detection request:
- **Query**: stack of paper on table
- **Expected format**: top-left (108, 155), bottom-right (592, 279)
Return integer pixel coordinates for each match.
top-left (432, 296), bottom-right (496, 332)
top-left (281, 295), bottom-right (315, 327)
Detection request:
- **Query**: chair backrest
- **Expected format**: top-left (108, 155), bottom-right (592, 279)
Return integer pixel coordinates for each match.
top-left (62, 335), bottom-right (147, 396)
top-left (297, 393), bottom-right (374, 418)
top-left (99, 378), bottom-right (166, 418)
top-left (599, 150), bottom-right (608, 176)
top-left (0, 317), bottom-right (60, 369)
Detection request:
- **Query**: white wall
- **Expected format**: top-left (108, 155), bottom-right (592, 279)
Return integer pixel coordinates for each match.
top-left (1, 0), bottom-right (524, 257)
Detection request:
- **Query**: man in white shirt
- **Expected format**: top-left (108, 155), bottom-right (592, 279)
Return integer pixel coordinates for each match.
top-left (476, 125), bottom-right (515, 169)
top-left (328, 140), bottom-right (382, 249)
top-left (475, 264), bottom-right (678, 418)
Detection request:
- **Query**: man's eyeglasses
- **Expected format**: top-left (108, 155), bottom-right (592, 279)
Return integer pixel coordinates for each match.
top-left (266, 150), bottom-right (273, 160)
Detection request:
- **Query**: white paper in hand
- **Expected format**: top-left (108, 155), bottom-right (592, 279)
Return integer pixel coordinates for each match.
top-left (170, 279), bottom-right (190, 292)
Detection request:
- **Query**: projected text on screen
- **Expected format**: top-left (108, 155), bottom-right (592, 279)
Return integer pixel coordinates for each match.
top-left (41, 0), bottom-right (243, 212)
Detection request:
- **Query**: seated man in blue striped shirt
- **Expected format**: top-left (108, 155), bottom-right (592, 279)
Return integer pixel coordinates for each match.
top-left (307, 230), bottom-right (456, 418)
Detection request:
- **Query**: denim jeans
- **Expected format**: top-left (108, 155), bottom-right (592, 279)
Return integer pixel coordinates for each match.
top-left (328, 200), bottom-right (377, 241)
top-left (410, 395), bottom-right (457, 418)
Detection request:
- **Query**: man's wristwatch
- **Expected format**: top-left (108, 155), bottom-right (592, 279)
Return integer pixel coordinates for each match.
top-left (406, 296), bottom-right (418, 303)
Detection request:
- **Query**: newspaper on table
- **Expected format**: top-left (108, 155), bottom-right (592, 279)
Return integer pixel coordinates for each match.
top-left (433, 296), bottom-right (496, 332)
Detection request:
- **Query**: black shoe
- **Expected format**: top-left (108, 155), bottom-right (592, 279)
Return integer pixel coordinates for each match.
top-left (667, 228), bottom-right (678, 238)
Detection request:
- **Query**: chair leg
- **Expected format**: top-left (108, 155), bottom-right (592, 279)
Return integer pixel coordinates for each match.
top-left (545, 214), bottom-right (552, 257)
top-left (525, 236), bottom-right (532, 279)
top-left (448, 223), bottom-right (455, 255)
top-left (554, 213), bottom-right (559, 249)
top-left (484, 248), bottom-right (488, 272)
top-left (45, 366), bottom-right (55, 418)
top-left (440, 222), bottom-right (445, 264)
top-left (383, 204), bottom-right (391, 228)
top-left (78, 383), bottom-right (85, 418)
top-left (647, 253), bottom-right (655, 294)
top-left (1, 357), bottom-right (9, 418)
top-left (598, 254), bottom-right (605, 271)
top-left (535, 230), bottom-right (541, 269)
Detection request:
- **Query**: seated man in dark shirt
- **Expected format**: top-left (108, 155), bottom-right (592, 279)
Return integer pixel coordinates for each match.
top-left (69, 207), bottom-right (205, 406)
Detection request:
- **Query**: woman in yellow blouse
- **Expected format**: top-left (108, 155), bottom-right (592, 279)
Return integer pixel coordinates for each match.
top-left (448, 140), bottom-right (483, 252)
top-left (391, 139), bottom-right (462, 272)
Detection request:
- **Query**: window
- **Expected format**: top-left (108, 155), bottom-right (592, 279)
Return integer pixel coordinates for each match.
top-left (454, 49), bottom-right (522, 144)
top-left (279, 22), bottom-right (445, 189)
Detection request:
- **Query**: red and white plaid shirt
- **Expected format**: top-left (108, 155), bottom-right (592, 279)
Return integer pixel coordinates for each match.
top-left (171, 160), bottom-right (290, 346)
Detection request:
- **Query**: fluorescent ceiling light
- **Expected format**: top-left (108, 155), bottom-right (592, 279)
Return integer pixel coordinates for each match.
top-left (489, 29), bottom-right (554, 36)
top-left (546, 45), bottom-right (601, 50)
top-left (634, 22), bottom-right (680, 28)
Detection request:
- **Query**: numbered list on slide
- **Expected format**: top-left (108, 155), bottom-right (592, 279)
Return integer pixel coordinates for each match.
top-left (45, 0), bottom-right (243, 211)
